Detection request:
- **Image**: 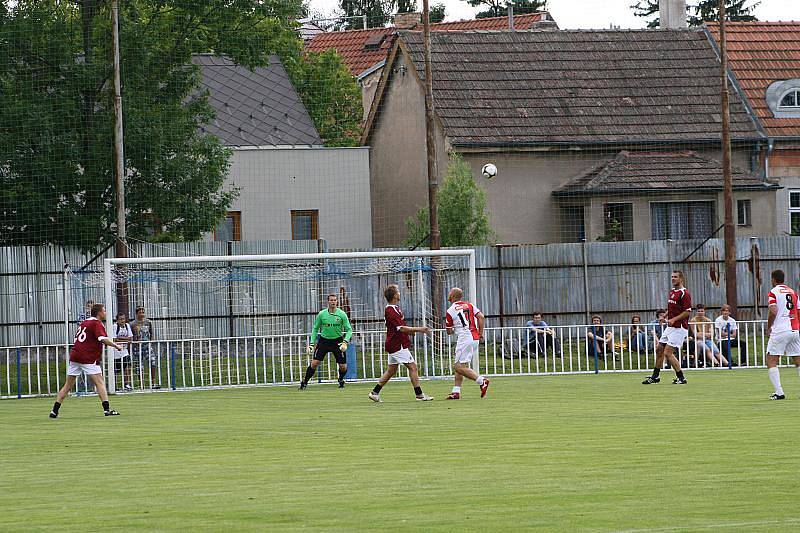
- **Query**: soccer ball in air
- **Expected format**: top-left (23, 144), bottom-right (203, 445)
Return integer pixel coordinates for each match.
top-left (481, 163), bottom-right (497, 179)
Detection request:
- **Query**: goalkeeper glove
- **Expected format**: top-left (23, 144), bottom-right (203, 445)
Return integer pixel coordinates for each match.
top-left (306, 344), bottom-right (315, 356)
top-left (338, 340), bottom-right (349, 352)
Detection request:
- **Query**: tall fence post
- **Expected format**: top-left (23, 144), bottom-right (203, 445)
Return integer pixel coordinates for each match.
top-left (496, 245), bottom-right (505, 328)
top-left (582, 239), bottom-right (591, 324)
top-left (667, 239), bottom-right (673, 276)
top-left (750, 237), bottom-right (760, 319)
top-left (16, 348), bottom-right (21, 398)
top-left (171, 342), bottom-right (177, 390)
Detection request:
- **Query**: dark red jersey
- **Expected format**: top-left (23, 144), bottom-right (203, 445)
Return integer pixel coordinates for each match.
top-left (667, 287), bottom-right (692, 329)
top-left (385, 304), bottom-right (410, 353)
top-left (70, 318), bottom-right (108, 364)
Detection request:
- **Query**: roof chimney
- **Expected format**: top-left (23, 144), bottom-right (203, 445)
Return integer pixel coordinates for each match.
top-left (394, 12), bottom-right (421, 30)
top-left (659, 0), bottom-right (687, 29)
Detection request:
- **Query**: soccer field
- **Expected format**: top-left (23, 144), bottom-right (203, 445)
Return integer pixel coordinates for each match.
top-left (2, 371), bottom-right (799, 532)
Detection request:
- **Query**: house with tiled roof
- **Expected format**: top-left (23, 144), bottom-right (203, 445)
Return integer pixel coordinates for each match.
top-left (306, 12), bottom-right (556, 119)
top-left (363, 29), bottom-right (778, 245)
top-left (707, 22), bottom-right (800, 236)
top-left (193, 55), bottom-right (371, 247)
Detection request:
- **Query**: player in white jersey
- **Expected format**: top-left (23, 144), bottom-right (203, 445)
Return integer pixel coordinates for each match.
top-left (765, 269), bottom-right (800, 400)
top-left (444, 287), bottom-right (490, 399)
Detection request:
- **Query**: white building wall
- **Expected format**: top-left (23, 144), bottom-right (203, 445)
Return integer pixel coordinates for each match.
top-left (210, 146), bottom-right (372, 248)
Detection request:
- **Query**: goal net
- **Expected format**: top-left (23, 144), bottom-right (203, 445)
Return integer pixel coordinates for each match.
top-left (94, 250), bottom-right (476, 391)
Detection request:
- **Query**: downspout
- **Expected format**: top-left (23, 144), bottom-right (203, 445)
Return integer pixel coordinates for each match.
top-left (765, 138), bottom-right (774, 180)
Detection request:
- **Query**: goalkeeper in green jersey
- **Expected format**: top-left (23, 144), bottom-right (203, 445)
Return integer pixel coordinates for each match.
top-left (300, 294), bottom-right (353, 389)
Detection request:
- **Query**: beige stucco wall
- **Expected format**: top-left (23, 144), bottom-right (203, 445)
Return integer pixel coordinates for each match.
top-left (368, 51), bottom-right (449, 247)
top-left (360, 67), bottom-right (383, 122)
top-left (577, 189), bottom-right (776, 242)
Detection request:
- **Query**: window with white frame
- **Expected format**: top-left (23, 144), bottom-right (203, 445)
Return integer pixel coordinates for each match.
top-left (780, 89), bottom-right (800, 109)
top-left (790, 191), bottom-right (800, 236)
top-left (737, 199), bottom-right (751, 227)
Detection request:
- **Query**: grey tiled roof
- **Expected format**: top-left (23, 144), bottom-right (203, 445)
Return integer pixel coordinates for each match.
top-left (552, 151), bottom-right (777, 196)
top-left (399, 30), bottom-right (763, 146)
top-left (193, 54), bottom-right (321, 147)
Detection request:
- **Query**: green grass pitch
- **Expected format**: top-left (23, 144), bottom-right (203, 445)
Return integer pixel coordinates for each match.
top-left (2, 370), bottom-right (800, 532)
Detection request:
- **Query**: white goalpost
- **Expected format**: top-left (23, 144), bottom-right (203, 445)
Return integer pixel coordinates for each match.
top-left (101, 249), bottom-right (477, 393)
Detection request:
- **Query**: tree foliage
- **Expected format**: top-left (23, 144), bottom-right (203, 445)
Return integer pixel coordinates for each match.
top-left (465, 0), bottom-right (547, 19)
top-left (0, 0), bottom-right (362, 248)
top-left (404, 155), bottom-right (496, 248)
top-left (430, 2), bottom-right (447, 23)
top-left (631, 0), bottom-right (759, 28)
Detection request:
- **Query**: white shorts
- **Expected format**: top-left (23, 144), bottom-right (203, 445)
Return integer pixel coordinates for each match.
top-left (766, 330), bottom-right (800, 356)
top-left (388, 348), bottom-right (415, 365)
top-left (659, 327), bottom-right (688, 348)
top-left (454, 340), bottom-right (479, 365)
top-left (67, 361), bottom-right (103, 376)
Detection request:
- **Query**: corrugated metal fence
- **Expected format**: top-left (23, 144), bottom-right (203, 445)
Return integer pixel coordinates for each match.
top-left (2, 236), bottom-right (798, 348)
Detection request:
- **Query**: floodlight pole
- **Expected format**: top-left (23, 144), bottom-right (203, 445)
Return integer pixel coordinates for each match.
top-left (719, 0), bottom-right (738, 313)
top-left (422, 0), bottom-right (442, 325)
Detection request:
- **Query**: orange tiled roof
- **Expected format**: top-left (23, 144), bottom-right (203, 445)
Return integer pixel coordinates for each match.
top-left (707, 21), bottom-right (800, 137)
top-left (306, 12), bottom-right (549, 77)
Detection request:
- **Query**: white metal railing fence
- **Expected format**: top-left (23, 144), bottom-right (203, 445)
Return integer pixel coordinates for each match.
top-left (0, 321), bottom-right (779, 399)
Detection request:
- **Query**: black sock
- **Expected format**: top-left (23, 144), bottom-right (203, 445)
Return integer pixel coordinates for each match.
top-left (652, 367), bottom-right (661, 378)
top-left (52, 401), bottom-right (61, 414)
top-left (303, 366), bottom-right (316, 384)
top-left (338, 368), bottom-right (347, 382)
top-left (414, 386), bottom-right (423, 396)
top-left (676, 370), bottom-right (685, 380)
top-left (102, 400), bottom-right (110, 412)
top-left (372, 384), bottom-right (382, 394)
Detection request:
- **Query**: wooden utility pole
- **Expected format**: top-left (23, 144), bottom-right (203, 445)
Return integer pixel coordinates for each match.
top-left (422, 0), bottom-right (440, 252)
top-left (112, 0), bottom-right (129, 316)
top-left (422, 0), bottom-right (442, 326)
top-left (719, 0), bottom-right (737, 313)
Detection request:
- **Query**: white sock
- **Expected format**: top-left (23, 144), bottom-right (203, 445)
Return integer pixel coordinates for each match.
top-left (476, 375), bottom-right (485, 386)
top-left (769, 367), bottom-right (784, 395)
top-left (451, 386), bottom-right (461, 393)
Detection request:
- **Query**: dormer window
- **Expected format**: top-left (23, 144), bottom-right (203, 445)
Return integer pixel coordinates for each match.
top-left (780, 89), bottom-right (800, 108)
top-left (767, 80), bottom-right (800, 118)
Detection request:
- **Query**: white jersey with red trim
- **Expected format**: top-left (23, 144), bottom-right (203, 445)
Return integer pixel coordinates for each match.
top-left (768, 284), bottom-right (800, 334)
top-left (445, 301), bottom-right (481, 344)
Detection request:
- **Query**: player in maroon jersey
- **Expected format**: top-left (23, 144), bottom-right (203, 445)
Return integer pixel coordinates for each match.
top-left (368, 284), bottom-right (433, 402)
top-left (50, 303), bottom-right (124, 418)
top-left (642, 271), bottom-right (690, 385)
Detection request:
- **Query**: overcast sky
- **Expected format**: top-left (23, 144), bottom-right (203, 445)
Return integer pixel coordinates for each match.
top-left (308, 0), bottom-right (800, 29)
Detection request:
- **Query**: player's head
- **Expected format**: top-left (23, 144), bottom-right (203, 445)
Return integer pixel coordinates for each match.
top-left (116, 312), bottom-right (126, 323)
top-left (671, 270), bottom-right (684, 287)
top-left (591, 315), bottom-right (602, 325)
top-left (327, 294), bottom-right (338, 309)
top-left (384, 284), bottom-right (400, 304)
top-left (91, 303), bottom-right (105, 320)
top-left (447, 287), bottom-right (463, 303)
top-left (656, 308), bottom-right (667, 321)
top-left (771, 269), bottom-right (785, 286)
top-left (135, 306), bottom-right (146, 319)
top-left (695, 303), bottom-right (706, 316)
top-left (720, 304), bottom-right (731, 317)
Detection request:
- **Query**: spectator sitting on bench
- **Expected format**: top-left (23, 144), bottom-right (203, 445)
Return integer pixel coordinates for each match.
top-left (628, 315), bottom-right (648, 354)
top-left (526, 313), bottom-right (562, 357)
top-left (714, 304), bottom-right (747, 366)
top-left (689, 304), bottom-right (729, 367)
top-left (649, 309), bottom-right (668, 351)
top-left (586, 315), bottom-right (614, 358)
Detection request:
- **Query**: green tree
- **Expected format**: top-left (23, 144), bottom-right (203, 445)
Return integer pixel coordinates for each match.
top-left (430, 2), bottom-right (447, 23)
top-left (0, 0), bottom-right (361, 248)
top-left (339, 0), bottom-right (393, 29)
top-left (631, 0), bottom-right (758, 28)
top-left (403, 155), bottom-right (496, 248)
top-left (464, 0), bottom-right (547, 19)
